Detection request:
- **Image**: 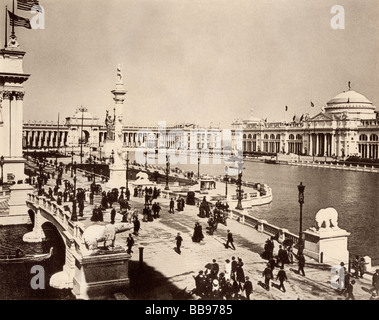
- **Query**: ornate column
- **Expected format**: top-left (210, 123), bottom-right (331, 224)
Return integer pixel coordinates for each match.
top-left (315, 133), bottom-right (319, 156)
top-left (1, 91), bottom-right (12, 156)
top-left (331, 132), bottom-right (335, 156)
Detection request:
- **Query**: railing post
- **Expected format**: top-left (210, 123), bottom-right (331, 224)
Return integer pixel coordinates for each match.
top-left (139, 247), bottom-right (144, 269)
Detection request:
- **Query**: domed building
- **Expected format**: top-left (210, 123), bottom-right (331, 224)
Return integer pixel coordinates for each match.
top-left (324, 90), bottom-right (376, 120)
top-left (234, 86), bottom-right (379, 159)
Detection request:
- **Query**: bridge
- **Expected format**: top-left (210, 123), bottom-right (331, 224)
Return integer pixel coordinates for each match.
top-left (25, 193), bottom-right (133, 300)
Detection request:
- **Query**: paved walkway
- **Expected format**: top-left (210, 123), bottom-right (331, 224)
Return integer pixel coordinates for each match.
top-left (32, 159), bottom-right (376, 300)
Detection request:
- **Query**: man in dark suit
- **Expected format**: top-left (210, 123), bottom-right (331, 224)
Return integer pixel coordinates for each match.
top-left (175, 232), bottom-right (183, 254)
top-left (298, 253), bottom-right (306, 276)
top-left (243, 276), bottom-right (253, 299)
top-left (169, 198), bottom-right (175, 213)
top-left (373, 269), bottom-right (379, 295)
top-left (225, 229), bottom-right (235, 250)
top-left (276, 266), bottom-right (288, 292)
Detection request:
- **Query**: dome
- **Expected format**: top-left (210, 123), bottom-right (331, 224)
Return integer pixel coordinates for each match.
top-left (324, 90), bottom-right (376, 119)
top-left (327, 90), bottom-right (372, 105)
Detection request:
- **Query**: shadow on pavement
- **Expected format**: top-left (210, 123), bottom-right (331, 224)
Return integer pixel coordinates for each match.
top-left (122, 260), bottom-right (194, 300)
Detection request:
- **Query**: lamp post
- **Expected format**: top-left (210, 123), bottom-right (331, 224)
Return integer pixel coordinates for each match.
top-left (71, 174), bottom-right (78, 221)
top-left (197, 156), bottom-right (200, 179)
top-left (71, 150), bottom-right (74, 178)
top-left (235, 161), bottom-right (244, 210)
top-left (165, 154), bottom-right (170, 190)
top-left (125, 151), bottom-right (130, 191)
top-left (0, 156), bottom-right (4, 185)
top-left (297, 182), bottom-right (305, 255)
top-left (99, 146), bottom-right (102, 163)
top-left (225, 166), bottom-right (228, 199)
top-left (111, 149), bottom-right (115, 165)
top-left (144, 150), bottom-right (148, 170)
top-left (37, 160), bottom-right (46, 196)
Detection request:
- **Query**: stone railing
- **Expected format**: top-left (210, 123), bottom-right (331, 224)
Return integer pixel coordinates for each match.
top-left (229, 209), bottom-right (299, 244)
top-left (289, 160), bottom-right (379, 173)
top-left (27, 193), bottom-right (85, 243)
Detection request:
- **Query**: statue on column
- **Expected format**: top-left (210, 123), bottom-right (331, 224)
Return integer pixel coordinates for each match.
top-left (105, 109), bottom-right (115, 141)
top-left (117, 64), bottom-right (123, 83)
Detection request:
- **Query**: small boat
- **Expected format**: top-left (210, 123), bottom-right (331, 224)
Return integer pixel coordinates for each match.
top-left (264, 158), bottom-right (278, 164)
top-left (0, 247), bottom-right (53, 264)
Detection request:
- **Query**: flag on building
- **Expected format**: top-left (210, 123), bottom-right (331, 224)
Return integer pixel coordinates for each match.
top-left (17, 0), bottom-right (41, 12)
top-left (311, 101), bottom-right (314, 107)
top-left (285, 106), bottom-right (288, 111)
top-left (8, 10), bottom-right (32, 29)
top-left (299, 114), bottom-right (304, 122)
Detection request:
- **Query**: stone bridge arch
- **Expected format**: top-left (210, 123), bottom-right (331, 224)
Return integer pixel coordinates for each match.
top-left (25, 194), bottom-right (132, 299)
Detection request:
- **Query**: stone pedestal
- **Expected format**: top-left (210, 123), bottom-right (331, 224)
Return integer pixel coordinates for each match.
top-left (72, 251), bottom-right (130, 300)
top-left (108, 165), bottom-right (126, 189)
top-left (303, 227), bottom-right (351, 265)
top-left (0, 183), bottom-right (33, 225)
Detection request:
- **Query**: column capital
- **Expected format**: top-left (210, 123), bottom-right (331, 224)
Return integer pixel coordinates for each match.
top-left (2, 91), bottom-right (13, 100)
top-left (15, 91), bottom-right (25, 100)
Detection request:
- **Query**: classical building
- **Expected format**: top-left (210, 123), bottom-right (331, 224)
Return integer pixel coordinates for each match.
top-left (22, 110), bottom-right (226, 154)
top-left (232, 89), bottom-right (379, 159)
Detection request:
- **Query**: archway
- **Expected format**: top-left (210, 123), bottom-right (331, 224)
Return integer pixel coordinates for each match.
top-left (41, 222), bottom-right (66, 276)
top-left (27, 209), bottom-right (35, 228)
top-left (78, 130), bottom-right (90, 145)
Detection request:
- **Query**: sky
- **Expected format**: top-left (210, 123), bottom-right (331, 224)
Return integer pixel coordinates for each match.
top-left (2, 0), bottom-right (379, 127)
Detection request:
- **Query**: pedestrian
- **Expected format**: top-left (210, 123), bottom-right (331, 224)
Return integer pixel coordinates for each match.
top-left (210, 259), bottom-right (219, 279)
top-left (169, 198), bottom-right (175, 213)
top-left (243, 276), bottom-right (253, 300)
top-left (89, 191), bottom-right (94, 205)
top-left (78, 200), bottom-right (84, 217)
top-left (277, 245), bottom-right (288, 266)
top-left (359, 257), bottom-right (366, 278)
top-left (298, 253), bottom-right (305, 276)
top-left (352, 255), bottom-right (360, 279)
top-left (191, 271), bottom-right (205, 297)
top-left (126, 233), bottom-right (134, 255)
top-left (287, 246), bottom-right (294, 264)
top-left (224, 259), bottom-right (232, 281)
top-left (373, 269), bottom-right (379, 295)
top-left (236, 262), bottom-right (245, 291)
top-left (90, 205), bottom-right (99, 222)
top-left (345, 279), bottom-right (356, 300)
top-left (175, 232), bottom-right (183, 254)
top-left (276, 266), bottom-right (288, 292)
top-left (133, 216), bottom-right (140, 236)
top-left (110, 207), bottom-right (116, 224)
top-left (262, 263), bottom-right (273, 291)
top-left (231, 256), bottom-right (238, 280)
top-left (225, 229), bottom-right (236, 250)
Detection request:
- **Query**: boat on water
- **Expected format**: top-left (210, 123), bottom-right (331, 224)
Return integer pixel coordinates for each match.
top-left (0, 247), bottom-right (53, 264)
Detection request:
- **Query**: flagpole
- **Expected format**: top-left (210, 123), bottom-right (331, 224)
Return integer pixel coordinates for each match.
top-left (11, 0), bottom-right (15, 37)
top-left (4, 6), bottom-right (7, 48)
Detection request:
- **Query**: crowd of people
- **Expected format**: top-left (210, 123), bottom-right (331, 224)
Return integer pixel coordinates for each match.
top-left (190, 257), bottom-right (252, 300)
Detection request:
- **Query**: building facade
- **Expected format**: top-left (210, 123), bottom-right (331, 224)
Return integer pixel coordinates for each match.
top-left (232, 89), bottom-right (379, 159)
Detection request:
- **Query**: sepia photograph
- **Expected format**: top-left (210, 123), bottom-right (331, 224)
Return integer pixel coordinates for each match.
top-left (0, 0), bottom-right (378, 306)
